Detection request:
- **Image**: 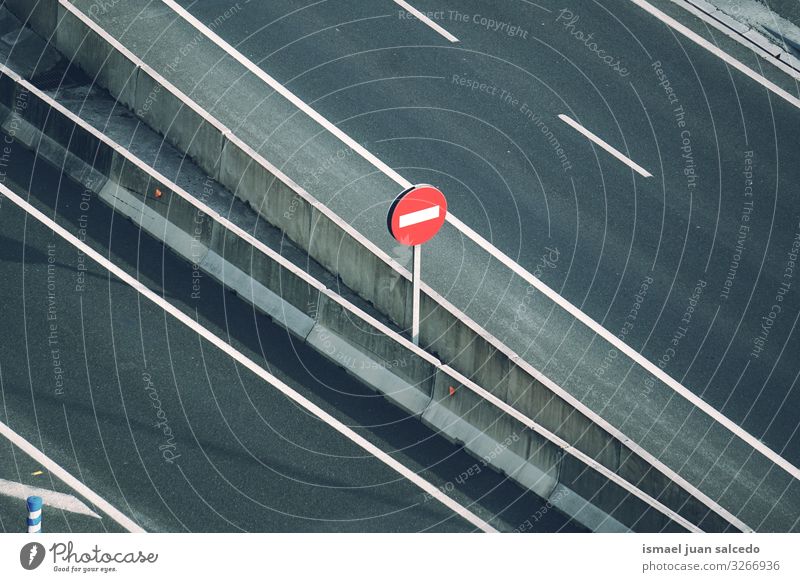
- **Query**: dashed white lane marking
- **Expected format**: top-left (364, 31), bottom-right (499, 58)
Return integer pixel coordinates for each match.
top-left (0, 183), bottom-right (496, 533)
top-left (0, 420), bottom-right (144, 531)
top-left (399, 205), bottom-right (440, 228)
top-left (393, 0), bottom-right (460, 42)
top-left (0, 478), bottom-right (101, 519)
top-left (630, 0), bottom-right (800, 110)
top-left (157, 0), bottom-right (800, 483)
top-left (0, 60), bottom-right (724, 532)
top-left (558, 114), bottom-right (653, 178)
top-left (139, 0), bottom-right (800, 483)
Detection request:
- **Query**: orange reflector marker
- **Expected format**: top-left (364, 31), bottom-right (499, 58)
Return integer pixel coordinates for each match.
top-left (154, 188), bottom-right (163, 198)
top-left (449, 386), bottom-right (456, 397)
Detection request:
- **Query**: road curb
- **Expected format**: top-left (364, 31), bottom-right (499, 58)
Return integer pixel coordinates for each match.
top-left (678, 0), bottom-right (800, 77)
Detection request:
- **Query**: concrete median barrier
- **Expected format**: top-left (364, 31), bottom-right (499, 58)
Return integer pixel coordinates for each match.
top-left (308, 291), bottom-right (434, 416)
top-left (4, 0), bottom-right (58, 39)
top-left (0, 63), bottom-right (693, 532)
top-left (313, 290), bottom-right (437, 399)
top-left (423, 367), bottom-right (560, 500)
top-left (419, 291), bottom-right (621, 470)
top-left (55, 5), bottom-right (138, 110)
top-left (557, 452), bottom-right (671, 533)
top-left (1, 0), bottom-right (741, 531)
top-left (24, 89), bottom-right (114, 177)
top-left (135, 66), bottom-right (227, 176)
top-left (218, 139), bottom-right (312, 248)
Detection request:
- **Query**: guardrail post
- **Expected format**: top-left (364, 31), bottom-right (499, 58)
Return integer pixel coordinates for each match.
top-left (27, 495), bottom-right (42, 533)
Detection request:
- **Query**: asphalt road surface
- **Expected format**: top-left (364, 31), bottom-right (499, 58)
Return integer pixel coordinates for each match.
top-left (48, 0), bottom-right (800, 530)
top-left (3, 0), bottom-right (800, 532)
top-left (0, 135), bottom-right (583, 533)
top-left (166, 0), bottom-right (800, 466)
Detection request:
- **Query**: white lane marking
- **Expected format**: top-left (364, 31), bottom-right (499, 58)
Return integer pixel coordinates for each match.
top-left (0, 420), bottom-right (144, 532)
top-left (393, 0), bottom-right (459, 42)
top-left (669, 0), bottom-right (800, 83)
top-left (558, 114), bottom-right (653, 178)
top-left (0, 183), bottom-right (496, 534)
top-left (445, 207), bottom-right (800, 485)
top-left (0, 478), bottom-right (101, 518)
top-left (158, 0), bottom-right (414, 190)
top-left (438, 370), bottom-right (705, 532)
top-left (399, 205), bottom-right (440, 228)
top-left (0, 62), bottom-right (719, 531)
top-left (630, 0), bottom-right (800, 110)
top-left (151, 0), bottom-right (798, 485)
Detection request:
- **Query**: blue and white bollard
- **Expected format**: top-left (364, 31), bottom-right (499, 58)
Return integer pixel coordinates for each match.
top-left (27, 496), bottom-right (42, 533)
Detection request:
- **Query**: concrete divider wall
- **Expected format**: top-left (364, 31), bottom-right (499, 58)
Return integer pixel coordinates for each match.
top-left (419, 292), bottom-right (730, 531)
top-left (22, 84), bottom-right (115, 177)
top-left (419, 293), bottom-right (621, 470)
top-left (136, 66), bottom-right (227, 177)
top-left (0, 66), bottom-right (692, 533)
top-left (56, 6), bottom-right (138, 109)
top-left (425, 367), bottom-right (560, 500)
top-left (109, 155), bottom-right (325, 325)
top-left (556, 454), bottom-right (684, 533)
top-left (425, 368), bottom-right (682, 532)
top-left (3, 1), bottom-right (733, 531)
top-left (217, 137), bottom-right (413, 329)
top-left (558, 453), bottom-right (659, 532)
top-left (616, 449), bottom-right (722, 531)
top-left (314, 291), bottom-right (436, 399)
top-left (4, 0), bottom-right (58, 39)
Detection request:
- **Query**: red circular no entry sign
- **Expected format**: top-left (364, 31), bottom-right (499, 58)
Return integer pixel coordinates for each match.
top-left (387, 185), bottom-right (447, 246)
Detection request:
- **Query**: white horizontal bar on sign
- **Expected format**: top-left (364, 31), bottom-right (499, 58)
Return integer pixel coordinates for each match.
top-left (399, 205), bottom-right (440, 228)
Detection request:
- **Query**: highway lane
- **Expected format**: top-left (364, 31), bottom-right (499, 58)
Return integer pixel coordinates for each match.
top-left (0, 439), bottom-right (127, 533)
top-left (0, 135), bottom-right (583, 532)
top-left (56, 0), bottom-right (800, 529)
top-left (169, 0), bottom-right (800, 466)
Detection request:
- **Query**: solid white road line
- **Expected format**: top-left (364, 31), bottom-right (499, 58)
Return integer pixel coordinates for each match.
top-left (558, 114), bottom-right (653, 178)
top-left (445, 207), bottom-right (800, 485)
top-left (158, 0), bottom-right (414, 191)
top-left (393, 0), bottom-right (460, 43)
top-left (399, 205), bottom-right (440, 228)
top-left (0, 478), bottom-right (101, 519)
top-left (630, 0), bottom-right (800, 110)
top-left (0, 183), bottom-right (496, 533)
top-left (0, 420), bottom-right (144, 532)
top-left (155, 0), bottom-right (800, 484)
top-left (0, 60), bottom-right (722, 531)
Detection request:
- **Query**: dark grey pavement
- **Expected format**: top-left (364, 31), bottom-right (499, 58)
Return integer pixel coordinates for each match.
top-left (165, 0), bottom-right (800, 464)
top-left (62, 0), bottom-right (800, 530)
top-left (0, 440), bottom-right (126, 533)
top-left (0, 130), bottom-right (582, 532)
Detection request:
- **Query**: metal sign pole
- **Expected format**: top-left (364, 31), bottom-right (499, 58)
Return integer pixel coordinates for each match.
top-left (412, 244), bottom-right (421, 345)
top-left (388, 185), bottom-right (445, 346)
